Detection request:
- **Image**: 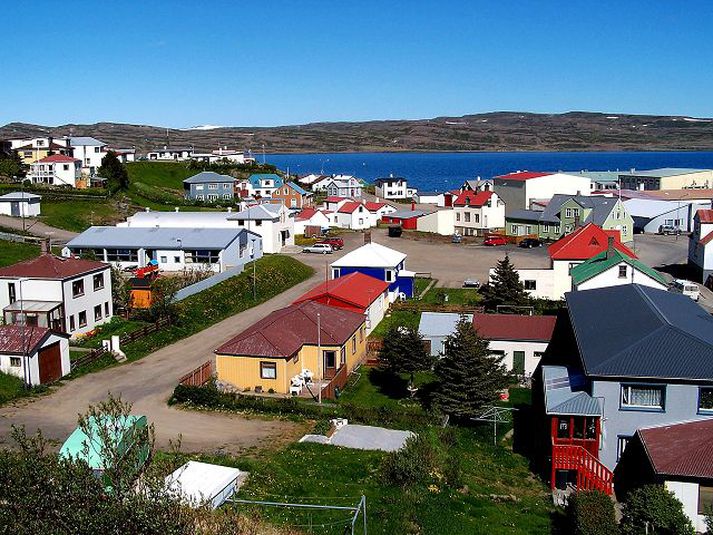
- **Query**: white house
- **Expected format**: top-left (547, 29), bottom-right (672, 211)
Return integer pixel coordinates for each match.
top-left (415, 209), bottom-right (455, 236)
top-left (147, 146), bottom-right (194, 161)
top-left (570, 247), bottom-right (668, 292)
top-left (688, 209), bottom-right (713, 284)
top-left (0, 253), bottom-right (113, 337)
top-left (108, 147), bottom-right (136, 163)
top-left (68, 136), bottom-right (108, 176)
top-left (0, 192), bottom-right (41, 217)
top-left (0, 324), bottom-right (71, 386)
top-left (367, 201), bottom-right (397, 219)
top-left (416, 191), bottom-right (446, 207)
top-left (27, 154), bottom-right (82, 187)
top-left (335, 201), bottom-right (377, 230)
top-left (294, 208), bottom-right (331, 235)
top-left (494, 171), bottom-right (592, 213)
top-left (374, 175), bottom-right (416, 200)
top-left (65, 226), bottom-right (262, 273)
top-left (453, 190), bottom-right (506, 235)
top-left (623, 197), bottom-right (708, 234)
top-left (314, 175), bottom-right (363, 198)
top-left (191, 147), bottom-right (252, 165)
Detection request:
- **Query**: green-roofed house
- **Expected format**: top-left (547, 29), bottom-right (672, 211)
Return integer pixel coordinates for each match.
top-left (59, 415), bottom-right (150, 487)
top-left (570, 243), bottom-right (668, 293)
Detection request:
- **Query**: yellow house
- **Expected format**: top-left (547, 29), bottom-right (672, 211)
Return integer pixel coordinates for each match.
top-left (14, 138), bottom-right (71, 165)
top-left (215, 301), bottom-right (367, 395)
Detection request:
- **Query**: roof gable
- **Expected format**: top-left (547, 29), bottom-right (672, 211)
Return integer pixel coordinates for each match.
top-left (453, 190), bottom-right (493, 207)
top-left (293, 272), bottom-right (389, 309)
top-left (570, 249), bottom-right (666, 286)
top-left (638, 419), bottom-right (713, 479)
top-left (0, 254), bottom-right (107, 280)
top-left (331, 242), bottom-right (406, 269)
top-left (548, 223), bottom-right (636, 261)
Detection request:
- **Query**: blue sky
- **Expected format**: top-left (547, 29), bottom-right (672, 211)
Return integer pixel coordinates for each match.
top-left (1, 1), bottom-right (711, 127)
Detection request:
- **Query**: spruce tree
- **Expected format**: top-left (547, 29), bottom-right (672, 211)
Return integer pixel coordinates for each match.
top-left (479, 255), bottom-right (530, 311)
top-left (378, 325), bottom-right (433, 386)
top-left (432, 316), bottom-right (509, 420)
top-left (98, 151), bottom-right (129, 193)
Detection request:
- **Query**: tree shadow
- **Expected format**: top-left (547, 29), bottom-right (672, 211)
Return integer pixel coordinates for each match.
top-left (368, 367), bottom-right (409, 399)
top-left (655, 262), bottom-right (692, 280)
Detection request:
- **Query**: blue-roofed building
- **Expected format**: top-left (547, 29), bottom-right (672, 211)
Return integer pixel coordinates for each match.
top-left (419, 312), bottom-right (473, 356)
top-left (271, 181), bottom-right (313, 209)
top-left (536, 284), bottom-right (713, 495)
top-left (237, 173), bottom-right (284, 198)
top-left (183, 171), bottom-right (236, 202)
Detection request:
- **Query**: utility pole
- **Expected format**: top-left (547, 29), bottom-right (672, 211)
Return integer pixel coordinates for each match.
top-left (317, 312), bottom-right (322, 404)
top-left (18, 278), bottom-right (30, 388)
top-left (252, 239), bottom-right (257, 300)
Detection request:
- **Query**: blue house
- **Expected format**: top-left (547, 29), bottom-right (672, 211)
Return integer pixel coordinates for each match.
top-left (537, 284), bottom-right (713, 495)
top-left (183, 171), bottom-right (235, 202)
top-left (330, 242), bottom-right (415, 300)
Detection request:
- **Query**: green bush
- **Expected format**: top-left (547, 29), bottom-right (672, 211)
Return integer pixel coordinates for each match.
top-left (379, 434), bottom-right (436, 488)
top-left (567, 490), bottom-right (617, 535)
top-left (620, 484), bottom-right (694, 535)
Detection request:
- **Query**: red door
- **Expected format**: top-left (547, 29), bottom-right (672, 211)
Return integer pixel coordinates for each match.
top-left (38, 342), bottom-right (62, 384)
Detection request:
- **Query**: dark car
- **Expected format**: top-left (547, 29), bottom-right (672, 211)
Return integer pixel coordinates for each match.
top-left (451, 234), bottom-right (462, 244)
top-left (483, 236), bottom-right (508, 246)
top-left (388, 225), bottom-right (403, 238)
top-left (317, 237), bottom-right (344, 250)
top-left (519, 238), bottom-right (543, 248)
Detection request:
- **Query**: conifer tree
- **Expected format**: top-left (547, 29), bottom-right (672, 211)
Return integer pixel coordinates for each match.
top-left (98, 151), bottom-right (129, 193)
top-left (378, 325), bottom-right (433, 386)
top-left (479, 255), bottom-right (530, 311)
top-left (432, 316), bottom-right (509, 420)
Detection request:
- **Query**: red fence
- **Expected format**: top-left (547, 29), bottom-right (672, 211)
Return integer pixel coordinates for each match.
top-left (551, 442), bottom-right (613, 495)
top-left (178, 360), bottom-right (213, 387)
top-left (320, 364), bottom-right (349, 400)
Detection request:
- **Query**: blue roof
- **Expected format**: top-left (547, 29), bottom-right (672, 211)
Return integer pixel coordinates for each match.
top-left (183, 171), bottom-right (235, 184)
top-left (248, 173), bottom-right (284, 188)
top-left (542, 365), bottom-right (601, 416)
top-left (566, 284), bottom-right (713, 380)
top-left (287, 181), bottom-right (308, 195)
top-left (419, 312), bottom-right (473, 338)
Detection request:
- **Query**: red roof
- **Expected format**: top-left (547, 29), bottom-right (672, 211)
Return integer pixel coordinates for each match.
top-left (0, 254), bottom-right (108, 280)
top-left (472, 313), bottom-right (556, 342)
top-left (697, 209), bottom-right (713, 223)
top-left (547, 223), bottom-right (636, 261)
top-left (296, 207), bottom-right (319, 221)
top-left (325, 196), bottom-right (346, 203)
top-left (293, 272), bottom-right (389, 311)
top-left (638, 419), bottom-right (713, 479)
top-left (701, 231), bottom-right (713, 245)
top-left (37, 154), bottom-right (79, 163)
top-left (215, 301), bottom-right (364, 358)
top-left (338, 201), bottom-right (367, 214)
top-left (453, 190), bottom-right (493, 207)
top-left (494, 171), bottom-right (550, 181)
top-left (0, 325), bottom-right (54, 354)
top-left (365, 202), bottom-right (386, 212)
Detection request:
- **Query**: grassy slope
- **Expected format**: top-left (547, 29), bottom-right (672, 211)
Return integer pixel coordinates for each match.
top-left (0, 240), bottom-right (40, 267)
top-left (126, 161), bottom-right (196, 190)
top-left (0, 372), bottom-right (27, 404)
top-left (40, 199), bottom-right (121, 232)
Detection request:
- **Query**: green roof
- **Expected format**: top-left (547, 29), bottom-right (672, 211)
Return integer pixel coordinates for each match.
top-left (570, 249), bottom-right (667, 287)
top-left (59, 415), bottom-right (147, 470)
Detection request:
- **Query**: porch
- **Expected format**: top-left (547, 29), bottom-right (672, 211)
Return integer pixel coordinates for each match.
top-left (3, 300), bottom-right (65, 332)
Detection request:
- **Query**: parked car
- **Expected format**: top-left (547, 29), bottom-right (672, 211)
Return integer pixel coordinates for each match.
top-left (302, 243), bottom-right (333, 254)
top-left (658, 224), bottom-right (682, 235)
top-left (316, 237), bottom-right (344, 250)
top-left (519, 238), bottom-right (543, 248)
top-left (669, 279), bottom-right (700, 301)
top-left (462, 278), bottom-right (481, 288)
top-left (483, 236), bottom-right (508, 246)
top-left (451, 234), bottom-right (462, 244)
top-left (388, 225), bottom-right (403, 238)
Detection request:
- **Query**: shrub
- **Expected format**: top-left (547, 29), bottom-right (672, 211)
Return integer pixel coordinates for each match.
top-left (567, 490), bottom-right (617, 535)
top-left (379, 434), bottom-right (436, 488)
top-left (620, 484), bottom-right (694, 535)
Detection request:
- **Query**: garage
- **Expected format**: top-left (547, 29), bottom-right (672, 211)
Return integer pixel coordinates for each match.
top-left (38, 342), bottom-right (62, 384)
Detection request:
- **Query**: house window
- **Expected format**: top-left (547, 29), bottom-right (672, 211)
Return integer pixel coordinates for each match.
top-left (385, 270), bottom-right (394, 283)
top-left (260, 361), bottom-right (277, 379)
top-left (699, 387), bottom-right (713, 413)
top-left (78, 311), bottom-right (87, 328)
top-left (72, 279), bottom-right (85, 298)
top-left (332, 268), bottom-right (340, 278)
top-left (359, 325), bottom-right (365, 342)
top-left (618, 265), bottom-right (627, 278)
top-left (699, 486), bottom-right (713, 515)
top-left (10, 357), bottom-right (21, 367)
top-left (208, 184), bottom-right (219, 190)
top-left (557, 417), bottom-right (570, 439)
top-left (94, 305), bottom-right (102, 321)
top-left (237, 220), bottom-right (245, 226)
top-left (464, 212), bottom-right (471, 223)
top-left (8, 283), bottom-right (16, 304)
top-left (63, 164), bottom-right (70, 171)
top-left (93, 273), bottom-right (104, 290)
top-left (524, 280), bottom-right (537, 290)
top-left (474, 213), bottom-right (480, 223)
top-left (223, 194), bottom-right (231, 200)
top-left (352, 336), bottom-right (357, 354)
top-left (513, 351), bottom-right (525, 375)
top-left (510, 224), bottom-right (517, 234)
top-left (160, 256), bottom-right (167, 263)
top-left (620, 384), bottom-right (665, 410)
top-left (69, 315), bottom-right (75, 332)
top-left (106, 249), bottom-right (138, 262)
top-left (617, 435), bottom-right (632, 461)
top-left (186, 250), bottom-right (220, 264)
top-left (255, 220), bottom-right (262, 226)
top-left (340, 347), bottom-right (347, 366)
top-left (456, 213), bottom-right (461, 222)
top-left (174, 256), bottom-right (181, 263)
top-left (105, 302), bottom-right (110, 316)
top-left (565, 208), bottom-right (572, 218)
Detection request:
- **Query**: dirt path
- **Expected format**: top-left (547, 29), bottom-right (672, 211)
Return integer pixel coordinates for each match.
top-left (0, 214), bottom-right (78, 243)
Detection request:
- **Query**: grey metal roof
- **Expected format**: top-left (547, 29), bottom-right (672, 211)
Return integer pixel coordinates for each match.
top-left (507, 209), bottom-right (558, 224)
top-left (417, 191), bottom-right (444, 197)
top-left (537, 194), bottom-right (619, 226)
top-left (183, 171), bottom-right (235, 184)
top-left (387, 209), bottom-right (429, 219)
top-left (419, 312), bottom-right (473, 338)
top-left (542, 365), bottom-right (602, 416)
top-left (0, 191), bottom-right (41, 201)
top-left (69, 136), bottom-right (106, 147)
top-left (66, 226), bottom-right (247, 250)
top-left (227, 203), bottom-right (282, 221)
top-left (566, 284), bottom-right (713, 381)
top-left (3, 300), bottom-right (62, 313)
top-left (626, 168), bottom-right (710, 178)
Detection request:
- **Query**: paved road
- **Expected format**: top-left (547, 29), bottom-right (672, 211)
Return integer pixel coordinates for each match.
top-left (0, 215), bottom-right (78, 243)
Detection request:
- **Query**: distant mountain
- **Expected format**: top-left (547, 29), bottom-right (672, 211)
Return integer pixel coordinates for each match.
top-left (2, 111), bottom-right (713, 154)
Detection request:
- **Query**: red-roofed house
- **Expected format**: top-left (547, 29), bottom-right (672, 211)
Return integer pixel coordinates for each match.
top-left (293, 272), bottom-right (389, 334)
top-left (335, 201), bottom-right (377, 230)
top-left (453, 190), bottom-right (505, 235)
top-left (494, 171), bottom-right (592, 213)
top-left (294, 207), bottom-right (331, 236)
top-left (509, 223), bottom-right (636, 300)
top-left (27, 154), bottom-right (82, 188)
top-left (0, 324), bottom-right (71, 385)
top-left (0, 253), bottom-right (113, 337)
top-left (215, 301), bottom-right (367, 396)
top-left (616, 419), bottom-right (713, 532)
top-left (688, 209), bottom-right (713, 284)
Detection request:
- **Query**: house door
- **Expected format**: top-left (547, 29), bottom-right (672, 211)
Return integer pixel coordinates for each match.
top-left (513, 351), bottom-right (526, 375)
top-left (38, 342), bottom-right (62, 384)
top-left (10, 202), bottom-right (20, 216)
top-left (323, 350), bottom-right (336, 379)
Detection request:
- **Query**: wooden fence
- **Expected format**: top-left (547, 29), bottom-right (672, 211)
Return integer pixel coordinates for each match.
top-left (178, 360), bottom-right (213, 387)
top-left (70, 347), bottom-right (109, 370)
top-left (390, 302), bottom-right (484, 314)
top-left (320, 364), bottom-right (349, 400)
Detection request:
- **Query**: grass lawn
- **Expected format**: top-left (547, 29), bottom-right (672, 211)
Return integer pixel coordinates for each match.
top-left (73, 317), bottom-right (150, 349)
top-left (370, 309), bottom-right (421, 338)
top-left (0, 239), bottom-right (40, 267)
top-left (126, 161), bottom-right (197, 190)
top-left (414, 276), bottom-right (433, 296)
top-left (40, 199), bottom-right (122, 232)
top-left (339, 366), bottom-right (434, 410)
top-left (420, 286), bottom-right (482, 306)
top-left (0, 372), bottom-right (30, 405)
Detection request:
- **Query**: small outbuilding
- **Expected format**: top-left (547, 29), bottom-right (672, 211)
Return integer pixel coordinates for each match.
top-left (0, 191), bottom-right (41, 217)
top-left (0, 324), bottom-right (70, 385)
top-left (164, 461), bottom-right (245, 509)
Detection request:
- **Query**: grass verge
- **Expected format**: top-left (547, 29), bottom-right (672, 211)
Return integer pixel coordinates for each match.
top-left (0, 239), bottom-right (41, 267)
top-left (370, 309), bottom-right (421, 338)
top-left (40, 199), bottom-right (121, 232)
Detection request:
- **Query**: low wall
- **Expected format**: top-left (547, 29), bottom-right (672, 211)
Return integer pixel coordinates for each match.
top-left (174, 264), bottom-right (245, 302)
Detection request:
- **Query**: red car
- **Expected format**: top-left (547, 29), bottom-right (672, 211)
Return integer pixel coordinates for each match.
top-left (316, 237), bottom-right (344, 250)
top-left (483, 236), bottom-right (508, 246)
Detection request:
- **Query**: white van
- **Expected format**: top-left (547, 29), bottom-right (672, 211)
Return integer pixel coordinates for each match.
top-left (670, 279), bottom-right (700, 301)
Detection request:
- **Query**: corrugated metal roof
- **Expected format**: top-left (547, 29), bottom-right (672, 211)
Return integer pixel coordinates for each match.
top-left (542, 365), bottom-right (601, 416)
top-left (566, 285), bottom-right (713, 380)
top-left (638, 419), bottom-right (713, 479)
top-left (293, 272), bottom-right (389, 310)
top-left (69, 136), bottom-right (106, 147)
top-left (570, 249), bottom-right (667, 286)
top-left (419, 312), bottom-right (473, 338)
top-left (183, 171), bottom-right (235, 184)
top-left (0, 254), bottom-right (107, 280)
top-left (473, 313), bottom-right (556, 342)
top-left (0, 191), bottom-right (41, 201)
top-left (0, 324), bottom-right (55, 355)
top-left (627, 167), bottom-right (710, 178)
top-left (385, 209), bottom-right (429, 219)
top-left (331, 242), bottom-right (406, 269)
top-left (67, 226), bottom-right (246, 250)
top-left (548, 223), bottom-right (635, 261)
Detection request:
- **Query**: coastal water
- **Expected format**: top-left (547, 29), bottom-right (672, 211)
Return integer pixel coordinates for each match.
top-left (265, 151), bottom-right (713, 192)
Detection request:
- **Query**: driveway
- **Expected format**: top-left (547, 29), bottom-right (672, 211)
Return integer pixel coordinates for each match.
top-left (0, 214), bottom-right (78, 244)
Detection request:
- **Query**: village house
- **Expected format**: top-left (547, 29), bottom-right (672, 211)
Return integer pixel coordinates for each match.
top-left (65, 226), bottom-right (262, 273)
top-left (9, 136), bottom-right (71, 164)
top-left (619, 167), bottom-right (713, 191)
top-left (512, 223), bottom-right (637, 300)
top-left (381, 208), bottom-right (429, 230)
top-left (68, 136), bottom-right (108, 177)
top-left (270, 181), bottom-right (313, 209)
top-left (236, 173), bottom-right (284, 198)
top-left (374, 175), bottom-right (416, 200)
top-left (314, 175), bottom-right (364, 198)
top-left (461, 178), bottom-right (493, 192)
top-left (292, 272), bottom-right (390, 334)
top-left (183, 171), bottom-right (236, 202)
top-left (0, 324), bottom-right (70, 386)
top-left (191, 147), bottom-right (254, 165)
top-left (453, 190), bottom-right (506, 235)
top-left (688, 209), bottom-right (713, 284)
top-left (415, 209), bottom-right (455, 236)
top-left (331, 242), bottom-right (415, 300)
top-left (335, 201), bottom-right (376, 230)
top-left (0, 192), bottom-right (41, 217)
top-left (419, 312), bottom-right (473, 356)
top-left (622, 197), bottom-right (704, 234)
top-left (494, 171), bottom-right (592, 213)
top-left (0, 252), bottom-right (113, 337)
top-left (108, 147), bottom-right (136, 163)
top-left (293, 207), bottom-right (331, 236)
top-left (570, 247), bottom-right (668, 292)
top-left (416, 191), bottom-right (446, 207)
top-left (146, 146), bottom-right (194, 161)
top-left (27, 154), bottom-right (82, 187)
top-left (215, 301), bottom-right (367, 395)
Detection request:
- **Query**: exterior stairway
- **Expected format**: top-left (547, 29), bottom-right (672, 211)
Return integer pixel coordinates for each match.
top-left (552, 442), bottom-right (613, 495)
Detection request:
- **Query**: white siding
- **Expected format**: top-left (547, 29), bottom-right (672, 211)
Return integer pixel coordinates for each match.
top-left (416, 210), bottom-right (455, 235)
top-left (574, 264), bottom-right (667, 292)
top-left (665, 480), bottom-right (706, 534)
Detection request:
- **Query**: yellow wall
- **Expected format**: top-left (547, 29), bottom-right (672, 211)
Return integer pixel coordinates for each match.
top-left (660, 170), bottom-right (713, 190)
top-left (216, 323), bottom-right (367, 394)
top-left (18, 148), bottom-right (51, 165)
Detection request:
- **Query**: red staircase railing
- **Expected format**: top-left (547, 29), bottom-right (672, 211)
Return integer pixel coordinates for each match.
top-left (551, 442), bottom-right (613, 495)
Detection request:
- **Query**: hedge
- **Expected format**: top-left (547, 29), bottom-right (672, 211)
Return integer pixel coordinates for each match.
top-left (567, 490), bottom-right (617, 535)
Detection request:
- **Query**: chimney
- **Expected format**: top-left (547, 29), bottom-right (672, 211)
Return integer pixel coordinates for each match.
top-left (364, 231), bottom-right (372, 244)
top-left (40, 238), bottom-right (50, 255)
top-left (411, 201), bottom-right (416, 211)
top-left (606, 236), bottom-right (615, 260)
